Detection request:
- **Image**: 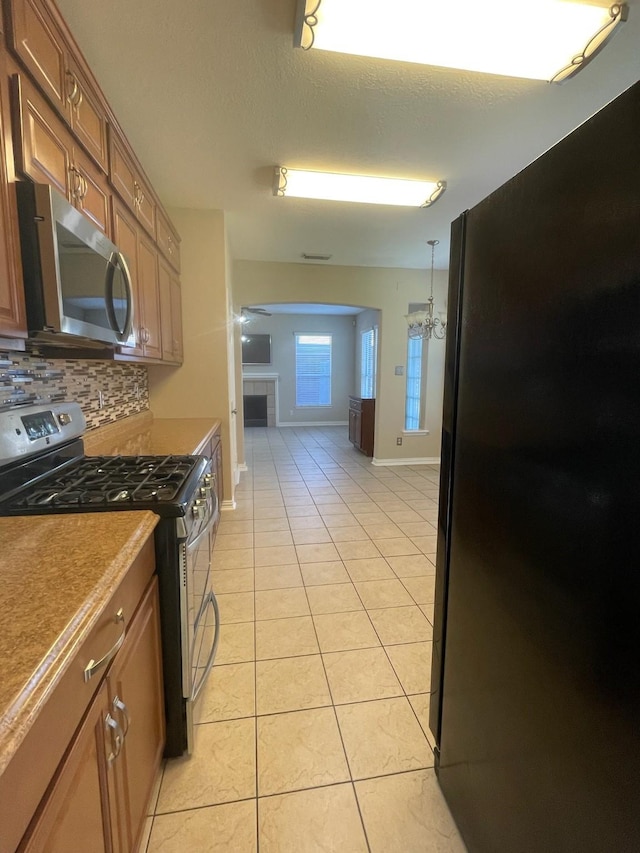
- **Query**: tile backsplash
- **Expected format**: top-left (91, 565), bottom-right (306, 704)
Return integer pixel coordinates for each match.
top-left (0, 350), bottom-right (149, 431)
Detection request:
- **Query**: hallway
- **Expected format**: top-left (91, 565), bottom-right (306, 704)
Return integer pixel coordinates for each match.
top-left (145, 426), bottom-right (466, 851)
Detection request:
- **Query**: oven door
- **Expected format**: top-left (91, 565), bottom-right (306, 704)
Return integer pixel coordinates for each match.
top-left (182, 484), bottom-right (220, 752)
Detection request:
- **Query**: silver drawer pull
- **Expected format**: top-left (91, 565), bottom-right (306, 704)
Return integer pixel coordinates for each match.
top-left (112, 695), bottom-right (130, 738)
top-left (84, 608), bottom-right (125, 682)
top-left (105, 713), bottom-right (124, 763)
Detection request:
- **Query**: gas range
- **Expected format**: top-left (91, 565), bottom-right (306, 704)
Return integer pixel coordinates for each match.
top-left (0, 402), bottom-right (211, 536)
top-left (0, 401), bottom-right (220, 757)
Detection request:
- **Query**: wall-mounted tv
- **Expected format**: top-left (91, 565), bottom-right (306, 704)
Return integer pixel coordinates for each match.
top-left (242, 334), bottom-right (271, 365)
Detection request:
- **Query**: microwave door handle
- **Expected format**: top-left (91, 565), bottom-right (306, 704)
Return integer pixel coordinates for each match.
top-left (105, 251), bottom-right (134, 342)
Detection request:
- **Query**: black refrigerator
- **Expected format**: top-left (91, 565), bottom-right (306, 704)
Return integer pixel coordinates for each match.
top-left (429, 79), bottom-right (640, 852)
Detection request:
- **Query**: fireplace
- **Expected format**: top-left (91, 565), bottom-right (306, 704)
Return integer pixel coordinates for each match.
top-left (243, 395), bottom-right (268, 427)
top-left (242, 377), bottom-right (277, 427)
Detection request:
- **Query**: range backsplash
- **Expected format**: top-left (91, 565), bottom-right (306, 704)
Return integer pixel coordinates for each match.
top-left (0, 349), bottom-right (149, 431)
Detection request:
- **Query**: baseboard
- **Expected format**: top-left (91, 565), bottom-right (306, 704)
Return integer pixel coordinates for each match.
top-left (221, 499), bottom-right (237, 511)
top-left (371, 456), bottom-right (441, 467)
top-left (276, 421), bottom-right (349, 427)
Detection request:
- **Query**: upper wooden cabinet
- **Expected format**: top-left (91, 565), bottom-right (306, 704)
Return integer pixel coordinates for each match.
top-left (2, 0), bottom-right (183, 358)
top-left (12, 72), bottom-right (110, 235)
top-left (0, 53), bottom-right (26, 340)
top-left (159, 257), bottom-right (183, 364)
top-left (109, 128), bottom-right (155, 238)
top-left (64, 54), bottom-right (108, 172)
top-left (156, 207), bottom-right (180, 272)
top-left (113, 198), bottom-right (162, 361)
top-left (5, 0), bottom-right (108, 172)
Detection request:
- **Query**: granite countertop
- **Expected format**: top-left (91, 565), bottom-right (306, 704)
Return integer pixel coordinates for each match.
top-left (83, 412), bottom-right (221, 457)
top-left (0, 512), bottom-right (158, 779)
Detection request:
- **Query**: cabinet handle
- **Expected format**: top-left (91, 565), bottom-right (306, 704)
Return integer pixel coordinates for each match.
top-left (69, 166), bottom-right (80, 200)
top-left (78, 174), bottom-right (87, 201)
top-left (105, 713), bottom-right (124, 763)
top-left (133, 181), bottom-right (145, 208)
top-left (112, 695), bottom-right (130, 738)
top-left (167, 236), bottom-right (173, 255)
top-left (84, 608), bottom-right (125, 682)
top-left (141, 327), bottom-right (150, 344)
top-left (65, 70), bottom-right (79, 106)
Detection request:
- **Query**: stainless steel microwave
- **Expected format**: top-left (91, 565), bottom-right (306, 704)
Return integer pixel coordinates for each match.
top-left (16, 182), bottom-right (133, 347)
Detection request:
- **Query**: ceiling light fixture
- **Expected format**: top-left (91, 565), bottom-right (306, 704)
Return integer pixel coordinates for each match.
top-left (406, 239), bottom-right (446, 341)
top-left (274, 167), bottom-right (446, 207)
top-left (294, 1), bottom-right (628, 83)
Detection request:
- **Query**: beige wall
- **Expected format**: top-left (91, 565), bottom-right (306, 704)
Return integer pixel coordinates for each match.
top-left (148, 208), bottom-right (236, 503)
top-left (233, 260), bottom-right (447, 463)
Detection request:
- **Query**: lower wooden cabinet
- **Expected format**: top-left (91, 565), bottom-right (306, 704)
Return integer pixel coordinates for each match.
top-left (107, 578), bottom-right (165, 853)
top-left (18, 577), bottom-right (164, 853)
top-left (348, 396), bottom-right (375, 457)
top-left (18, 681), bottom-right (113, 853)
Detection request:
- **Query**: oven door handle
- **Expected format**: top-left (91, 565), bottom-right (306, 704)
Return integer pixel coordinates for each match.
top-left (191, 590), bottom-right (220, 703)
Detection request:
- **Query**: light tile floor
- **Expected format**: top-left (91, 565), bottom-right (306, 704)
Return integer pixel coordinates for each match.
top-left (144, 426), bottom-right (466, 852)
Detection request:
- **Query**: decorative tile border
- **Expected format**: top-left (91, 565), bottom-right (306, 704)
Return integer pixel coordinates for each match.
top-left (0, 349), bottom-right (149, 431)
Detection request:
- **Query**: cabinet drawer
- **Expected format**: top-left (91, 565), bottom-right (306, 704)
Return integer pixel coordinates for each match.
top-left (349, 397), bottom-right (362, 413)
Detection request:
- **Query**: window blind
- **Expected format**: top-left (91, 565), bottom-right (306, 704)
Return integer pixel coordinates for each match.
top-left (360, 327), bottom-right (377, 398)
top-left (405, 336), bottom-right (423, 430)
top-left (295, 334), bottom-right (332, 406)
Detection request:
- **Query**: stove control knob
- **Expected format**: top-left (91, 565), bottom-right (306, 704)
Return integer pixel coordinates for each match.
top-left (203, 473), bottom-right (213, 487)
top-left (57, 412), bottom-right (72, 426)
top-left (199, 485), bottom-right (210, 497)
top-left (192, 499), bottom-right (206, 519)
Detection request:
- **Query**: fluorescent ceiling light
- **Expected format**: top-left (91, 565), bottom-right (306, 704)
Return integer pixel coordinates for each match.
top-left (274, 167), bottom-right (446, 207)
top-left (294, 1), bottom-right (627, 82)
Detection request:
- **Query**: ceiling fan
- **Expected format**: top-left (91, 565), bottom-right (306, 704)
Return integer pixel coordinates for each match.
top-left (241, 306), bottom-right (272, 320)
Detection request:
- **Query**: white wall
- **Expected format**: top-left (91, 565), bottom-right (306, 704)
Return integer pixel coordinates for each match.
top-left (241, 313), bottom-right (354, 425)
top-left (148, 208), bottom-right (237, 503)
top-left (233, 260), bottom-right (447, 463)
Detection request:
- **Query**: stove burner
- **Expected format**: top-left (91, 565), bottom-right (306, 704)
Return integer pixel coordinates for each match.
top-left (4, 452), bottom-right (202, 511)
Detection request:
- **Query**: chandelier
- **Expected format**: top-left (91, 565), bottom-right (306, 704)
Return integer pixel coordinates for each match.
top-left (406, 240), bottom-right (446, 340)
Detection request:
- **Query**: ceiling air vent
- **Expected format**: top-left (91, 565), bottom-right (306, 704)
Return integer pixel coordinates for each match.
top-left (302, 253), bottom-right (332, 261)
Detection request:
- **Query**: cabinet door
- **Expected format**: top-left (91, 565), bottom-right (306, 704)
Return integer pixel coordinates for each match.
top-left (6, 0), bottom-right (69, 118)
top-left (170, 274), bottom-right (183, 362)
top-left (73, 142), bottom-right (110, 235)
top-left (348, 407), bottom-right (358, 446)
top-left (137, 233), bottom-right (161, 359)
top-left (107, 579), bottom-right (165, 853)
top-left (112, 199), bottom-right (142, 356)
top-left (0, 62), bottom-right (26, 338)
top-left (109, 129), bottom-right (155, 237)
top-left (65, 55), bottom-right (108, 172)
top-left (159, 258), bottom-right (183, 363)
top-left (156, 207), bottom-right (180, 272)
top-left (12, 72), bottom-right (71, 197)
top-left (158, 256), bottom-right (173, 361)
top-left (18, 681), bottom-right (114, 853)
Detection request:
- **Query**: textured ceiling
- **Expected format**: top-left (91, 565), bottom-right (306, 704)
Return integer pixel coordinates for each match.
top-left (55, 0), bottom-right (640, 270)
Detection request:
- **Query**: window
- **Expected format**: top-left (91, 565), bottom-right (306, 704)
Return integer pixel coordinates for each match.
top-left (405, 336), bottom-right (424, 430)
top-left (360, 327), bottom-right (378, 398)
top-left (295, 333), bottom-right (332, 406)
